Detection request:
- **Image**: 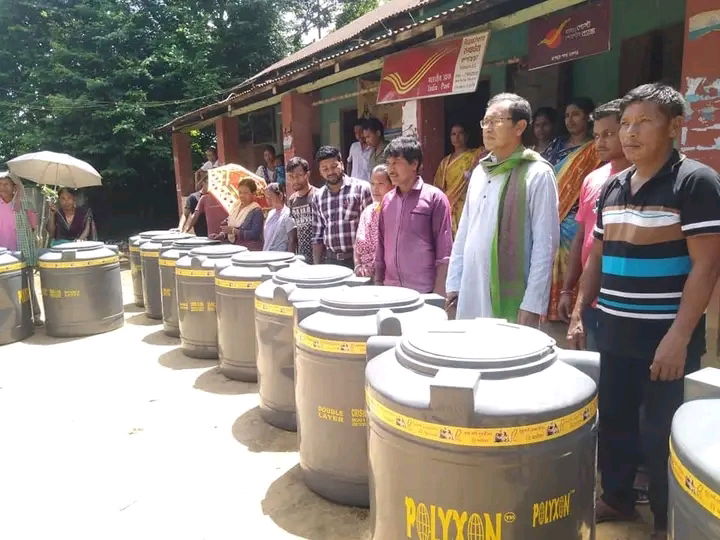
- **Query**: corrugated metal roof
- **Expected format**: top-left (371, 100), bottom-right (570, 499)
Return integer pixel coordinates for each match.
top-left (253, 0), bottom-right (440, 79)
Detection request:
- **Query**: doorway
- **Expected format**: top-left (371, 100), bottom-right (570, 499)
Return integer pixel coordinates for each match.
top-left (341, 108), bottom-right (359, 160)
top-left (442, 80), bottom-right (490, 153)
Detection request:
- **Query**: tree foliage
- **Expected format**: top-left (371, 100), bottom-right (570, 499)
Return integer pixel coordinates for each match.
top-left (0, 0), bottom-right (288, 234)
top-left (285, 0), bottom-right (379, 44)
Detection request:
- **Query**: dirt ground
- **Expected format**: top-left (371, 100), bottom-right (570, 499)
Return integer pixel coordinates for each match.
top-left (0, 268), bottom-right (653, 539)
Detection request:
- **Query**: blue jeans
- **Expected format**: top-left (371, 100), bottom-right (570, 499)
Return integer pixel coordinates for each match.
top-left (582, 306), bottom-right (599, 352)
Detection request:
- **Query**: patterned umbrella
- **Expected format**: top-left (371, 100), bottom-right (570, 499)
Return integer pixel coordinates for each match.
top-left (207, 164), bottom-right (268, 214)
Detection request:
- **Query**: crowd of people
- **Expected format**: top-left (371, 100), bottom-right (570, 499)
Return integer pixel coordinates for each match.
top-left (180, 82), bottom-right (720, 539)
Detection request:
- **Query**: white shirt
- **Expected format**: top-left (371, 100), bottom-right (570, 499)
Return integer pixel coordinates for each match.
top-left (446, 158), bottom-right (559, 318)
top-left (347, 141), bottom-right (372, 181)
top-left (256, 165), bottom-right (276, 183)
top-left (201, 159), bottom-right (220, 171)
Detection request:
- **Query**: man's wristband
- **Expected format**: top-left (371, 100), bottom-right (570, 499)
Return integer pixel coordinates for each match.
top-left (560, 289), bottom-right (574, 296)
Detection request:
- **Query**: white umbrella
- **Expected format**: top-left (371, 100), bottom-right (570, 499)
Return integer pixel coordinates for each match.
top-left (7, 151), bottom-right (102, 188)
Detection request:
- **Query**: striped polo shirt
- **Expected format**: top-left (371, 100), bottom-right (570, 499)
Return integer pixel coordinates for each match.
top-left (593, 151), bottom-right (720, 358)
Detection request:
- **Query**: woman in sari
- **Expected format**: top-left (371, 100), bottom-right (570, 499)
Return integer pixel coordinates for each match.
top-left (219, 178), bottom-right (264, 250)
top-left (545, 97), bottom-right (600, 321)
top-left (433, 123), bottom-right (483, 235)
top-left (46, 188), bottom-right (97, 246)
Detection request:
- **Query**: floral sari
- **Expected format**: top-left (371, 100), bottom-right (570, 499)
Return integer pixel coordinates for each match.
top-left (546, 139), bottom-right (600, 321)
top-left (434, 148), bottom-right (482, 234)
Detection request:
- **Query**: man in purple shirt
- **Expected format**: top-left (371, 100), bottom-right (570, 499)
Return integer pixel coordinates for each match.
top-left (375, 137), bottom-right (453, 294)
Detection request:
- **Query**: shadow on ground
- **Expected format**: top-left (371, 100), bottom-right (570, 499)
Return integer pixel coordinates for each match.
top-left (232, 407), bottom-right (297, 453)
top-left (262, 464), bottom-right (370, 540)
top-left (14, 326), bottom-right (87, 346)
top-left (123, 303), bottom-right (143, 314)
top-left (158, 348), bottom-right (212, 370)
top-left (126, 313), bottom-right (161, 326)
top-left (143, 330), bottom-right (179, 346)
top-left (194, 367), bottom-right (258, 395)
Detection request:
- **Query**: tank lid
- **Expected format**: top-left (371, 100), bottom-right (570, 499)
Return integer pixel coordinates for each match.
top-left (171, 236), bottom-right (219, 249)
top-left (0, 247), bottom-right (7, 256)
top-left (399, 319), bottom-right (555, 371)
top-left (188, 244), bottom-right (247, 258)
top-left (321, 285), bottom-right (419, 310)
top-left (138, 230), bottom-right (168, 240)
top-left (275, 263), bottom-right (353, 286)
top-left (50, 241), bottom-right (105, 253)
top-left (231, 251), bottom-right (295, 266)
top-left (671, 399), bottom-right (720, 493)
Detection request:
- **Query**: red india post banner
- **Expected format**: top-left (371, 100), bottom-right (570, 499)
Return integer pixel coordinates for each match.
top-left (376, 32), bottom-right (489, 104)
top-left (681, 0), bottom-right (720, 172)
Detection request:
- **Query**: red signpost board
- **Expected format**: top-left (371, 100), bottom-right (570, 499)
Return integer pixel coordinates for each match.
top-left (528, 0), bottom-right (611, 71)
top-left (680, 0), bottom-right (720, 172)
top-left (376, 32), bottom-right (489, 104)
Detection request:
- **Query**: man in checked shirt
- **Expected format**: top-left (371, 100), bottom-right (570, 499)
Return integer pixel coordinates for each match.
top-left (311, 146), bottom-right (373, 268)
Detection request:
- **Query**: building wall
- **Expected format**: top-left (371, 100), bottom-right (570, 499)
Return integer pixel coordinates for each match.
top-left (317, 79), bottom-right (357, 148)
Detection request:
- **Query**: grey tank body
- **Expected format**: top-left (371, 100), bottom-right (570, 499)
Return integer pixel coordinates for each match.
top-left (254, 264), bottom-right (366, 430)
top-left (176, 244), bottom-right (246, 358)
top-left (215, 251), bottom-right (301, 382)
top-left (669, 399), bottom-right (720, 540)
top-left (365, 319), bottom-right (598, 540)
top-left (294, 285), bottom-right (447, 507)
top-left (159, 237), bottom-right (219, 337)
top-left (140, 232), bottom-right (190, 319)
top-left (129, 230), bottom-right (167, 307)
top-left (39, 241), bottom-right (124, 337)
top-left (0, 248), bottom-right (33, 345)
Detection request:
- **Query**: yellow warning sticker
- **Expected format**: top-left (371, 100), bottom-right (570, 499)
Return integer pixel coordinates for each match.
top-left (159, 258), bottom-right (176, 267)
top-left (141, 251), bottom-right (160, 258)
top-left (366, 391), bottom-right (597, 447)
top-left (39, 256), bottom-right (119, 269)
top-left (255, 299), bottom-right (293, 317)
top-left (17, 288), bottom-right (30, 303)
top-left (215, 278), bottom-right (262, 290)
top-left (175, 268), bottom-right (214, 278)
top-left (295, 329), bottom-right (367, 355)
top-left (0, 262), bottom-right (25, 274)
top-left (670, 442), bottom-right (720, 520)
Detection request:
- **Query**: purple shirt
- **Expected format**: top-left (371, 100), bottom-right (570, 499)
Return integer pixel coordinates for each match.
top-left (375, 177), bottom-right (453, 293)
top-left (0, 198), bottom-right (17, 251)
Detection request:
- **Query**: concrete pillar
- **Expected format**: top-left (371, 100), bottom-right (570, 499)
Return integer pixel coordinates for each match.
top-left (416, 97), bottom-right (445, 184)
top-left (215, 116), bottom-right (240, 165)
top-left (281, 91), bottom-right (315, 195)
top-left (172, 131), bottom-right (194, 217)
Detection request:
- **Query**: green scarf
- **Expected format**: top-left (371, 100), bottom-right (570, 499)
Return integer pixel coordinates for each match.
top-left (483, 146), bottom-right (543, 322)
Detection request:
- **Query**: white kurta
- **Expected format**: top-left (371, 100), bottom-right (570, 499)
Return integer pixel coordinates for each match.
top-left (446, 158), bottom-right (560, 319)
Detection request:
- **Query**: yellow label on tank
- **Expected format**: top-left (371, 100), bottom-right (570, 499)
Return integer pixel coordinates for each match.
top-left (17, 288), bottom-right (30, 303)
top-left (39, 256), bottom-right (119, 269)
top-left (42, 288), bottom-right (81, 299)
top-left (162, 288), bottom-right (173, 297)
top-left (351, 408), bottom-right (367, 427)
top-left (159, 259), bottom-right (176, 267)
top-left (129, 245), bottom-right (140, 253)
top-left (254, 299), bottom-right (293, 317)
top-left (175, 268), bottom-right (214, 278)
top-left (405, 496), bottom-right (509, 540)
top-left (366, 391), bottom-right (597, 448)
top-left (670, 441), bottom-right (720, 519)
top-left (0, 262), bottom-right (25, 274)
top-left (532, 489), bottom-right (575, 527)
top-left (294, 329), bottom-right (367, 355)
top-left (317, 406), bottom-right (344, 423)
top-left (215, 278), bottom-right (262, 290)
top-left (141, 251), bottom-right (160, 258)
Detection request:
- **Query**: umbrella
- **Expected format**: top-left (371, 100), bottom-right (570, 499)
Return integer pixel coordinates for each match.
top-left (7, 151), bottom-right (102, 188)
top-left (207, 163), bottom-right (268, 214)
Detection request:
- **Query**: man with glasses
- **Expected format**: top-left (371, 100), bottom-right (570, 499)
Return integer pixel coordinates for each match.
top-left (446, 93), bottom-right (559, 326)
top-left (286, 157), bottom-right (316, 263)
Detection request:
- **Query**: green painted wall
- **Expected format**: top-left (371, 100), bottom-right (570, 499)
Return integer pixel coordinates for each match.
top-left (317, 79), bottom-right (357, 146)
top-left (571, 0), bottom-right (685, 103)
top-left (478, 0), bottom-right (685, 104)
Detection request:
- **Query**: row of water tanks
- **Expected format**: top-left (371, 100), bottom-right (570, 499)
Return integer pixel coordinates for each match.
top-left (3, 229), bottom-right (719, 539)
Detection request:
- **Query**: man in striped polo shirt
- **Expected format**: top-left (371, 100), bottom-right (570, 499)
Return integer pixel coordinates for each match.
top-left (570, 83), bottom-right (720, 538)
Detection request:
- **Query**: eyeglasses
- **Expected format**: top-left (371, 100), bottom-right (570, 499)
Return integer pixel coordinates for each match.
top-left (480, 117), bottom-right (513, 129)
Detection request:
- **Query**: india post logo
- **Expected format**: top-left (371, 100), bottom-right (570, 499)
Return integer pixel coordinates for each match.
top-left (538, 18), bottom-right (571, 48)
